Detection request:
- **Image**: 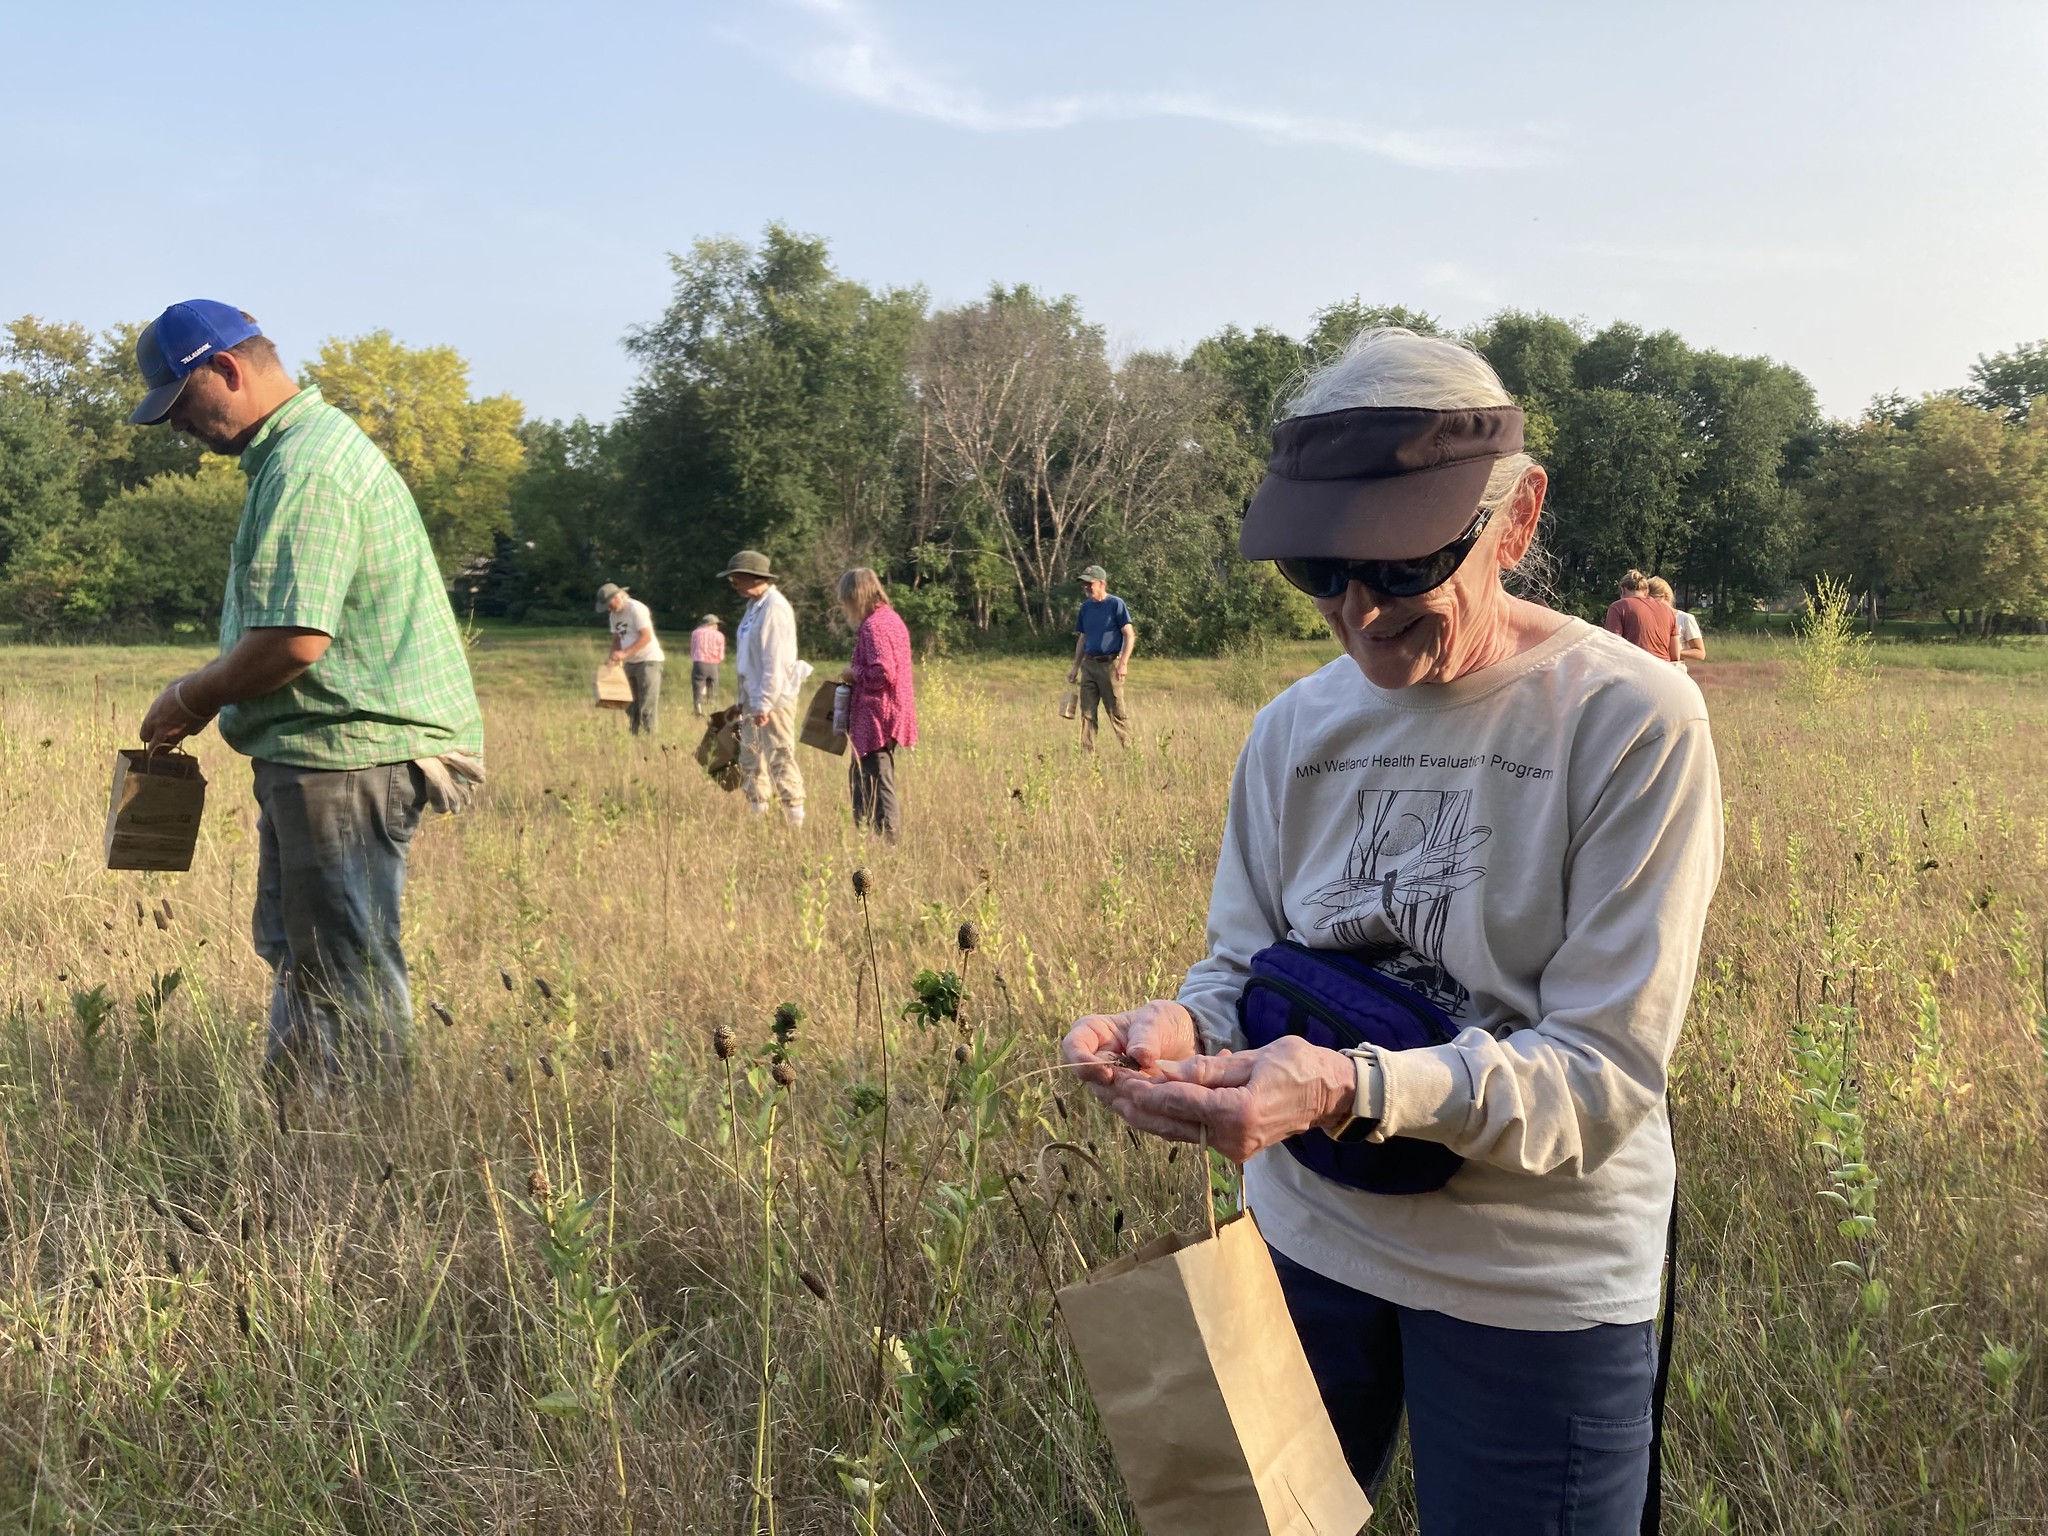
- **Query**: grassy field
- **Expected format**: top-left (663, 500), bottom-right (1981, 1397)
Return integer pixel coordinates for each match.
top-left (1, 626), bottom-right (2045, 1533)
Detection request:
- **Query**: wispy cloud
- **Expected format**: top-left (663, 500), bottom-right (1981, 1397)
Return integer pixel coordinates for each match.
top-left (752, 0), bottom-right (1540, 171)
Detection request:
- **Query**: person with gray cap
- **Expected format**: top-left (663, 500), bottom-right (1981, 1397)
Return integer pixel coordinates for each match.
top-left (129, 300), bottom-right (484, 1089)
top-left (598, 582), bottom-right (665, 735)
top-left (720, 549), bottom-right (806, 825)
top-left (1067, 563), bottom-right (1135, 750)
top-left (1061, 328), bottom-right (1721, 1530)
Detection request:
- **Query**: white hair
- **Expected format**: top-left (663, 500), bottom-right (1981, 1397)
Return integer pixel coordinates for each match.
top-left (1282, 327), bottom-right (1537, 512)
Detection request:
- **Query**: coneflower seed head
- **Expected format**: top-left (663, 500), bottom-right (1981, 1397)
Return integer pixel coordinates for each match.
top-left (712, 1025), bottom-right (736, 1060)
top-left (957, 921), bottom-right (980, 954)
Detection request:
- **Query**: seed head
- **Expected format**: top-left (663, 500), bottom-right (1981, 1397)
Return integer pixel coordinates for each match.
top-left (771, 1060), bottom-right (797, 1088)
top-left (952, 1043), bottom-right (970, 1064)
top-left (712, 1025), bottom-right (736, 1060)
top-left (772, 1003), bottom-right (802, 1045)
top-left (240, 1212), bottom-right (255, 1243)
top-left (851, 867), bottom-right (872, 898)
top-left (956, 921), bottom-right (980, 954)
top-left (502, 1062), bottom-right (516, 1084)
top-left (499, 968), bottom-right (515, 992)
top-left (153, 907), bottom-right (169, 932)
top-left (236, 1300), bottom-right (252, 1336)
top-left (165, 1244), bottom-right (183, 1277)
top-left (800, 1269), bottom-right (831, 1301)
top-left (526, 1167), bottom-right (552, 1202)
top-left (537, 1053), bottom-right (555, 1079)
top-left (430, 1000), bottom-right (454, 1028)
top-left (535, 976), bottom-right (554, 1002)
top-left (599, 1047), bottom-right (615, 1072)
top-left (378, 1161), bottom-right (395, 1184)
top-left (160, 898), bottom-right (175, 924)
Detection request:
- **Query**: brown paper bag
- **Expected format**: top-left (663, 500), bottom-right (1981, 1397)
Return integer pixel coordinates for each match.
top-left (797, 682), bottom-right (847, 755)
top-left (104, 749), bottom-right (208, 872)
top-left (1059, 688), bottom-right (1079, 720)
top-left (694, 705), bottom-right (743, 791)
top-left (1058, 1210), bottom-right (1370, 1536)
top-left (594, 662), bottom-right (633, 708)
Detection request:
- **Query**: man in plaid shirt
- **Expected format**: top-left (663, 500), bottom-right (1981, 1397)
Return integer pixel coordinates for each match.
top-left (135, 301), bottom-right (483, 1087)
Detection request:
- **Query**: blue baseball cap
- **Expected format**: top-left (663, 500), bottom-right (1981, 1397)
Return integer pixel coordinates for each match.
top-left (129, 300), bottom-right (263, 425)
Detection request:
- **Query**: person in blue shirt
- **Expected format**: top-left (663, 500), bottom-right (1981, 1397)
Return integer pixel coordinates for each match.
top-left (1067, 564), bottom-right (1135, 750)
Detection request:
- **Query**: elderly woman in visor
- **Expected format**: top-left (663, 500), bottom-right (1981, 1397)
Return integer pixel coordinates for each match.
top-left (1062, 330), bottom-right (1722, 1531)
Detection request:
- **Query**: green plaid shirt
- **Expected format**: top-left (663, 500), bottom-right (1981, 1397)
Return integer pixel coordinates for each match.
top-left (218, 388), bottom-right (483, 768)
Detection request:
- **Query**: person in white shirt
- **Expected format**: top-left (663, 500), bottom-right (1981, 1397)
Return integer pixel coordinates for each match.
top-left (1647, 577), bottom-right (1706, 669)
top-left (598, 582), bottom-right (664, 736)
top-left (1061, 329), bottom-right (1722, 1530)
top-left (719, 549), bottom-right (806, 826)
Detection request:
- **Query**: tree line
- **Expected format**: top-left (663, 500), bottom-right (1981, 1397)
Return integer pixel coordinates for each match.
top-left (4, 225), bottom-right (2046, 646)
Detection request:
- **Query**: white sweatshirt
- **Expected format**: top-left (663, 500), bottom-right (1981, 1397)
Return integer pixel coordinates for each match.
top-left (734, 585), bottom-right (802, 712)
top-left (1178, 619), bottom-right (1723, 1330)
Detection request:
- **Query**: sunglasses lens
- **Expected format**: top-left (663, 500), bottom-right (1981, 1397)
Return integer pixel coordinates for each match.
top-left (1274, 558), bottom-right (1351, 599)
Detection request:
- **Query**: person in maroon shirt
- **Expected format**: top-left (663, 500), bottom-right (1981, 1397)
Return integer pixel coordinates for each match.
top-left (835, 567), bottom-right (918, 843)
top-left (1603, 569), bottom-right (1679, 661)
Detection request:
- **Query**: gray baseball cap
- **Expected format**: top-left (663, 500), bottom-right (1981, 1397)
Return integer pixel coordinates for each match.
top-left (595, 582), bottom-right (626, 611)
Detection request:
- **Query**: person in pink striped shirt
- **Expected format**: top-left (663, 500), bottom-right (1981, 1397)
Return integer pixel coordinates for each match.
top-left (689, 614), bottom-right (726, 716)
top-left (834, 567), bottom-right (918, 843)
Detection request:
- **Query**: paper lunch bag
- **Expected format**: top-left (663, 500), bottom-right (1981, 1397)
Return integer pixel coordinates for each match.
top-left (104, 749), bottom-right (208, 872)
top-left (594, 663), bottom-right (633, 708)
top-left (797, 681), bottom-right (847, 755)
top-left (1058, 1209), bottom-right (1370, 1536)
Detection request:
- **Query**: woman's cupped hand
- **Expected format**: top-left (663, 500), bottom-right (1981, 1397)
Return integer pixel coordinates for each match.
top-left (1060, 1001), bottom-right (1357, 1163)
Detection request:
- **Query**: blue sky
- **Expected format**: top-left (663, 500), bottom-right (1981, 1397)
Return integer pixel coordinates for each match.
top-left (5, 1), bottom-right (2044, 424)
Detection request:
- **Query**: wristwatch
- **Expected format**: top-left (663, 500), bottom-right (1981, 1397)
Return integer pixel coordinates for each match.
top-left (1328, 1047), bottom-right (1383, 1144)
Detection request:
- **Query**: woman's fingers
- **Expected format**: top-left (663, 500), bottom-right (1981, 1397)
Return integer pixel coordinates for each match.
top-left (1153, 1052), bottom-right (1258, 1088)
top-left (1060, 1014), bottom-right (1128, 1086)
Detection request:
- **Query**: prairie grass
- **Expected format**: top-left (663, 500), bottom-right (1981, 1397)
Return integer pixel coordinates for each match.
top-left (0, 631), bottom-right (2044, 1532)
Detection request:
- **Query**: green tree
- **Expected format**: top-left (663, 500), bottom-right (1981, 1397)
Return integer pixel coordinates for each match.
top-left (0, 385), bottom-right (84, 571)
top-left (2, 458), bottom-right (244, 634)
top-left (488, 417), bottom-right (623, 621)
top-left (1547, 387), bottom-right (1691, 598)
top-left (1471, 310), bottom-right (1583, 459)
top-left (1186, 324), bottom-right (1310, 444)
top-left (301, 331), bottom-right (527, 572)
top-left (1806, 395), bottom-right (2048, 633)
top-left (1679, 352), bottom-right (1818, 613)
top-left (614, 225), bottom-right (926, 622)
top-left (1964, 339), bottom-right (2048, 424)
top-left (1307, 300), bottom-right (1441, 359)
top-left (2, 316), bottom-right (202, 505)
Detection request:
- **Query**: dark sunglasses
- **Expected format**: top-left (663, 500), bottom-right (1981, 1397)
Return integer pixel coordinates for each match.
top-left (1273, 504), bottom-right (1495, 601)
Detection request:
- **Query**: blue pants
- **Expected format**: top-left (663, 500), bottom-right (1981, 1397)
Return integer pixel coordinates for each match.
top-left (253, 759), bottom-right (426, 1084)
top-left (1270, 1245), bottom-right (1656, 1535)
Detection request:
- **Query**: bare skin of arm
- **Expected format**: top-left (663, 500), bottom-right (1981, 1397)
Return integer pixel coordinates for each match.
top-left (1115, 622), bottom-right (1135, 680)
top-left (139, 627), bottom-right (332, 749)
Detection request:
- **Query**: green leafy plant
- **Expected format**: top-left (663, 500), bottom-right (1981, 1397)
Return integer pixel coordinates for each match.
top-left (900, 969), bottom-right (963, 1031)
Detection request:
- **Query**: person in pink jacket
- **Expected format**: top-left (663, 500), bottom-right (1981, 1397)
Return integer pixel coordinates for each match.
top-left (835, 567), bottom-right (918, 843)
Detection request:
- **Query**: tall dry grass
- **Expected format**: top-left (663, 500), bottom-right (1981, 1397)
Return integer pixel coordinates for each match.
top-left (0, 630), bottom-right (2043, 1532)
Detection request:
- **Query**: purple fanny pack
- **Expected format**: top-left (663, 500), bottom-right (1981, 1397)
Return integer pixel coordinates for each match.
top-left (1235, 940), bottom-right (1465, 1195)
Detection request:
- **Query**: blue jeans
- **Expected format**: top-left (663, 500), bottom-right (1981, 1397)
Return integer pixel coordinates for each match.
top-left (1269, 1244), bottom-right (1656, 1534)
top-left (252, 759), bottom-right (426, 1084)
